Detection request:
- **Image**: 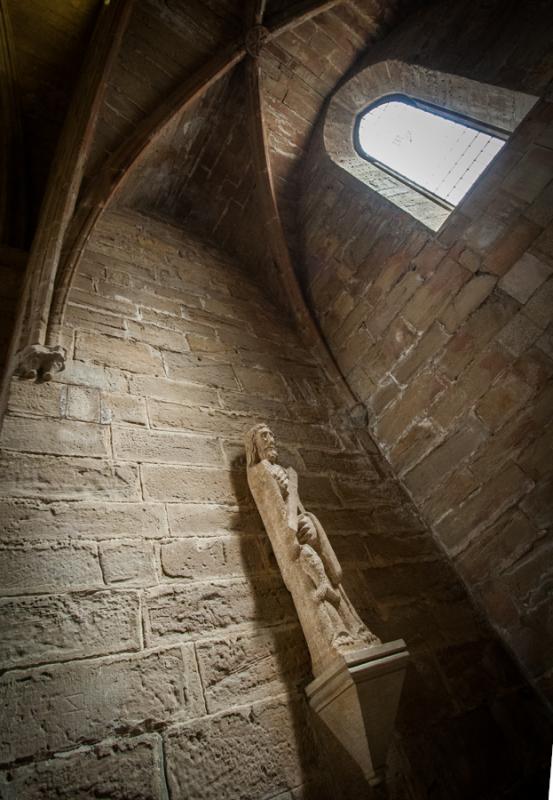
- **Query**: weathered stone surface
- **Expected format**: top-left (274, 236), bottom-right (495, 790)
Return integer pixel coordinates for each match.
top-left (160, 535), bottom-right (266, 580)
top-left (496, 312), bottom-right (543, 356)
top-left (143, 577), bottom-right (294, 645)
top-left (0, 500), bottom-right (167, 541)
top-left (402, 258), bottom-right (470, 333)
top-left (1, 416), bottom-right (109, 458)
top-left (234, 367), bottom-right (291, 400)
top-left (436, 463), bottom-right (534, 552)
top-left (298, 448), bottom-right (377, 477)
top-left (142, 465), bottom-right (248, 503)
top-left (99, 541), bottom-right (157, 585)
top-left (376, 373), bottom-right (447, 446)
top-left (498, 252), bottom-right (552, 303)
top-left (126, 319), bottom-right (189, 352)
top-left (522, 276), bottom-right (553, 330)
top-left (112, 425), bottom-right (222, 465)
top-left (440, 274), bottom-right (497, 333)
top-left (100, 391), bottom-right (148, 425)
top-left (0, 590), bottom-right (141, 669)
top-left (0, 454), bottom-right (140, 500)
top-left (164, 699), bottom-right (313, 800)
top-left (432, 346), bottom-right (511, 431)
top-left (53, 360), bottom-right (128, 393)
top-left (389, 419), bottom-right (440, 474)
top-left (403, 419), bottom-right (487, 500)
top-left (438, 291), bottom-right (517, 380)
top-left (163, 351), bottom-right (238, 388)
top-left (196, 626), bottom-right (310, 713)
top-left (455, 510), bottom-right (539, 584)
top-left (502, 145), bottom-right (553, 202)
top-left (0, 735), bottom-right (164, 800)
top-left (0, 647), bottom-right (203, 762)
top-left (7, 381), bottom-right (66, 418)
top-left (483, 216), bottom-right (542, 276)
top-left (149, 400), bottom-right (247, 437)
top-left (475, 371), bottom-right (534, 431)
top-left (66, 385), bottom-right (101, 422)
top-left (520, 476), bottom-right (553, 530)
top-left (166, 503), bottom-right (263, 536)
top-left (502, 535), bottom-right (553, 611)
top-left (75, 331), bottom-right (164, 375)
top-left (127, 374), bottom-right (218, 407)
top-left (0, 543), bottom-right (102, 595)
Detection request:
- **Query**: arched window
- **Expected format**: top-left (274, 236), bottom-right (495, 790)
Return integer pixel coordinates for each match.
top-left (324, 61), bottom-right (538, 231)
top-left (355, 94), bottom-right (507, 209)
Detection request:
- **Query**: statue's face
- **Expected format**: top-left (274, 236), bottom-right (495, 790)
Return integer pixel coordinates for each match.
top-left (255, 426), bottom-right (278, 463)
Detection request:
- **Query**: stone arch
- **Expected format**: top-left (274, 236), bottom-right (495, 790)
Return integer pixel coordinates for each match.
top-left (323, 60), bottom-right (537, 230)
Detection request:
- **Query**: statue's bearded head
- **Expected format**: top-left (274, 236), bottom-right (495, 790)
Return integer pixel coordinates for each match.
top-left (245, 423), bottom-right (278, 466)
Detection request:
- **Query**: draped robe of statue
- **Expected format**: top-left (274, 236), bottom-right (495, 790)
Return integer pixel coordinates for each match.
top-left (245, 423), bottom-right (380, 677)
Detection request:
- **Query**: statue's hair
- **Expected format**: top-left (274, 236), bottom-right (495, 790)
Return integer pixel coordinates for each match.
top-left (244, 423), bottom-right (269, 467)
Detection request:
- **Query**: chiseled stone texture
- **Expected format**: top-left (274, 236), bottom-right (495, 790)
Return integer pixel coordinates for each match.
top-left (0, 735), bottom-right (164, 800)
top-left (0, 647), bottom-right (203, 763)
top-left (164, 698), bottom-right (321, 800)
top-left (196, 626), bottom-right (310, 713)
top-left (143, 577), bottom-right (295, 646)
top-left (0, 543), bottom-right (103, 595)
top-left (0, 590), bottom-right (141, 669)
top-left (1, 208), bottom-right (550, 798)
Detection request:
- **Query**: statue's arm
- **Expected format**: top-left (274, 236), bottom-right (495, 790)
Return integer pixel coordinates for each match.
top-left (248, 462), bottom-right (300, 562)
top-left (286, 467), bottom-right (298, 531)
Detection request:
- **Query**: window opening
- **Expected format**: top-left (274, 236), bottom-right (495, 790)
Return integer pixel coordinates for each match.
top-left (355, 94), bottom-right (507, 209)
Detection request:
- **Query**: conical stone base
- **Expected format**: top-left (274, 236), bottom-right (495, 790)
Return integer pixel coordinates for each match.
top-left (306, 639), bottom-right (409, 786)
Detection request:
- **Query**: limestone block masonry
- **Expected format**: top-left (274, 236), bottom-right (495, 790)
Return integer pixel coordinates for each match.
top-left (0, 209), bottom-right (550, 799)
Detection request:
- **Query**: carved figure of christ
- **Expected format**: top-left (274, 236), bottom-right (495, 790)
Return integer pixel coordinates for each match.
top-left (245, 423), bottom-right (379, 677)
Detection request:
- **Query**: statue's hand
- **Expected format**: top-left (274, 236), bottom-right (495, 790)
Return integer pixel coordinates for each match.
top-left (297, 515), bottom-right (317, 546)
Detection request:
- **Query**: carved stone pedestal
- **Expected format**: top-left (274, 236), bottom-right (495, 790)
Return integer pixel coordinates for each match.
top-left (306, 639), bottom-right (409, 786)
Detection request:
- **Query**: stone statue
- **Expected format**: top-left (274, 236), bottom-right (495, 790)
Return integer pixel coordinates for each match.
top-left (14, 344), bottom-right (66, 382)
top-left (245, 423), bottom-right (380, 676)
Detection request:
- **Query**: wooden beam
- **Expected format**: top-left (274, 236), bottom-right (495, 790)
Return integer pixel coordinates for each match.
top-left (0, 0), bottom-right (26, 247)
top-left (46, 0), bottom-right (346, 347)
top-left (245, 56), bottom-right (356, 405)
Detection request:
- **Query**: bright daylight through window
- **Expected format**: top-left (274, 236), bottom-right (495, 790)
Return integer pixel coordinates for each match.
top-left (356, 95), bottom-right (507, 207)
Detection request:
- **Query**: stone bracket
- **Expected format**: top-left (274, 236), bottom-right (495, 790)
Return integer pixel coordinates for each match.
top-left (306, 639), bottom-right (410, 786)
top-left (13, 343), bottom-right (66, 383)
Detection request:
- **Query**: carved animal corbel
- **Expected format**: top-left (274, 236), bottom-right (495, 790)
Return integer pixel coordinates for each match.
top-left (13, 344), bottom-right (66, 383)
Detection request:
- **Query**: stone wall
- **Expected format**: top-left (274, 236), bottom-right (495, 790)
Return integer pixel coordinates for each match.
top-left (299, 0), bottom-right (553, 712)
top-left (0, 208), bottom-right (550, 798)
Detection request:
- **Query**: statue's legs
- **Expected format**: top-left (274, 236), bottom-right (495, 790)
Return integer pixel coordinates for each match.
top-left (338, 587), bottom-right (381, 645)
top-left (297, 544), bottom-right (340, 605)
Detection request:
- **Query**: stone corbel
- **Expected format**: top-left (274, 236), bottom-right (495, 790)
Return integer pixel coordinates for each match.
top-left (13, 344), bottom-right (66, 383)
top-left (306, 641), bottom-right (410, 786)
